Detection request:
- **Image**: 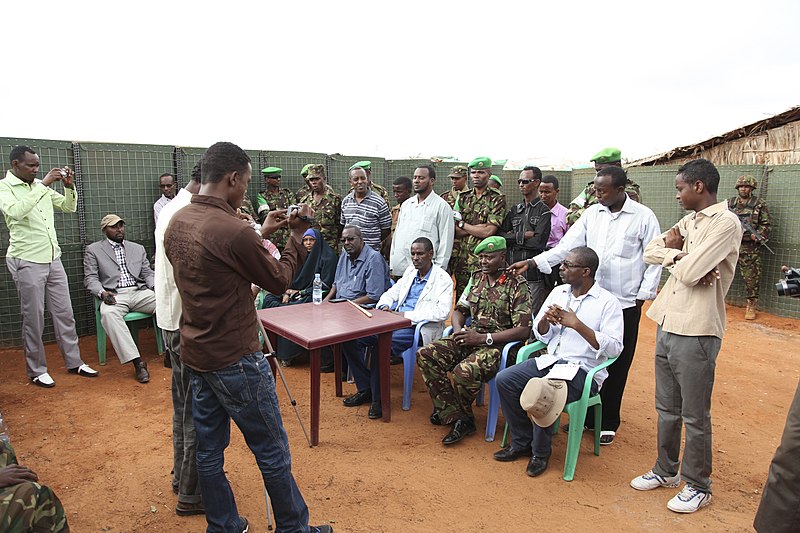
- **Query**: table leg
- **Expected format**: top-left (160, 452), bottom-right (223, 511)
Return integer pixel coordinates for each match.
top-left (333, 343), bottom-right (342, 397)
top-left (378, 332), bottom-right (391, 422)
top-left (309, 347), bottom-right (321, 447)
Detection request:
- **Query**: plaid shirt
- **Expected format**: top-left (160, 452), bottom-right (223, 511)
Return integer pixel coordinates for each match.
top-left (109, 240), bottom-right (137, 288)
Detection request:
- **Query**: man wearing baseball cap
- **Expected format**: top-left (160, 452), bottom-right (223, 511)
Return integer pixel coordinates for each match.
top-left (84, 214), bottom-right (157, 383)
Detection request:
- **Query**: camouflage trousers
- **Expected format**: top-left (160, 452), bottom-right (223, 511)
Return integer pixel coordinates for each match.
top-left (451, 254), bottom-right (478, 302)
top-left (0, 442), bottom-right (69, 533)
top-left (738, 244), bottom-right (762, 300)
top-left (417, 336), bottom-right (501, 424)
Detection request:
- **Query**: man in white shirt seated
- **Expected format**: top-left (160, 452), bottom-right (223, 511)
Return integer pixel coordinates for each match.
top-left (494, 246), bottom-right (623, 477)
top-left (377, 237), bottom-right (453, 363)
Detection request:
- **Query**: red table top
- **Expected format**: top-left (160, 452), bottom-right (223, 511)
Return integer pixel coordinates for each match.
top-left (257, 301), bottom-right (412, 350)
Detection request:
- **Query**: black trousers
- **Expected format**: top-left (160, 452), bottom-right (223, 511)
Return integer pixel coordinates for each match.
top-left (588, 304), bottom-right (642, 432)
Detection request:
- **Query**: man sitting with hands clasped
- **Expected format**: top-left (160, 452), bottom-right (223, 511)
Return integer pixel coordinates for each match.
top-left (494, 246), bottom-right (623, 477)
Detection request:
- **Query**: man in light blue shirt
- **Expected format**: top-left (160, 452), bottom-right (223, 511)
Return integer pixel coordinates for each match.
top-left (325, 225), bottom-right (391, 419)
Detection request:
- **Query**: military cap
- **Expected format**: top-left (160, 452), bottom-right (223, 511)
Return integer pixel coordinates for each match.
top-left (448, 165), bottom-right (469, 178)
top-left (306, 164), bottom-right (325, 177)
top-left (735, 175), bottom-right (757, 189)
top-left (489, 175), bottom-right (503, 186)
top-left (468, 156), bottom-right (492, 169)
top-left (349, 160), bottom-right (372, 171)
top-left (474, 236), bottom-right (506, 254)
top-left (589, 147), bottom-right (622, 164)
top-left (100, 214), bottom-right (124, 229)
top-left (300, 163), bottom-right (313, 177)
top-left (261, 167), bottom-right (283, 177)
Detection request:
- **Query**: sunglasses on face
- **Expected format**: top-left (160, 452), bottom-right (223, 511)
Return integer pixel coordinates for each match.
top-left (518, 179), bottom-right (533, 185)
top-left (561, 260), bottom-right (588, 269)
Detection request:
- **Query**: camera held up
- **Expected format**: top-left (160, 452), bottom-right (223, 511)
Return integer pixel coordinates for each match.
top-left (775, 267), bottom-right (800, 297)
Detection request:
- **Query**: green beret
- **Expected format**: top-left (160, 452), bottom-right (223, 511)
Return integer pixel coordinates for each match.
top-left (300, 164), bottom-right (313, 177)
top-left (474, 236), bottom-right (506, 255)
top-left (468, 156), bottom-right (492, 169)
top-left (589, 147), bottom-right (622, 164)
top-left (261, 166), bottom-right (283, 177)
top-left (349, 160), bottom-right (372, 171)
top-left (489, 175), bottom-right (503, 186)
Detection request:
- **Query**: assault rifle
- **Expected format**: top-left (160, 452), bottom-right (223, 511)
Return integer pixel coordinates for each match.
top-left (740, 219), bottom-right (775, 254)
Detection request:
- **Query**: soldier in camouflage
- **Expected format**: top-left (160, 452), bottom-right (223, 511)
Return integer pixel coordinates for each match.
top-left (450, 157), bottom-right (507, 298)
top-left (440, 165), bottom-right (470, 210)
top-left (295, 164), bottom-right (343, 252)
top-left (0, 440), bottom-right (68, 532)
top-left (727, 175), bottom-right (771, 320)
top-left (255, 167), bottom-right (296, 249)
top-left (418, 236), bottom-right (531, 445)
top-left (565, 147), bottom-right (641, 226)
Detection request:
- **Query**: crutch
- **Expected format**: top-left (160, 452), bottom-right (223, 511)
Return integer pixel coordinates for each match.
top-left (257, 319), bottom-right (313, 448)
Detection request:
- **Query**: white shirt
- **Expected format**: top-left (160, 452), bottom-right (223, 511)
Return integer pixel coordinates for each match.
top-left (533, 197), bottom-right (662, 309)
top-left (534, 282), bottom-right (624, 388)
top-left (153, 194), bottom-right (172, 227)
top-left (389, 191), bottom-right (454, 274)
top-left (154, 188), bottom-right (192, 331)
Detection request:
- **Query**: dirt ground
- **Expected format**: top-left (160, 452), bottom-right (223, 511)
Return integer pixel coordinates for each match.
top-left (0, 302), bottom-right (797, 533)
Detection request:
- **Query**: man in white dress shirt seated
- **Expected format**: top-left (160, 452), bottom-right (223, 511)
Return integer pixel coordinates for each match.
top-left (494, 246), bottom-right (624, 477)
top-left (377, 237), bottom-right (453, 363)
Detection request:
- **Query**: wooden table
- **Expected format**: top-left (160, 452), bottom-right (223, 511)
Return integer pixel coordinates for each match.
top-left (257, 302), bottom-right (412, 446)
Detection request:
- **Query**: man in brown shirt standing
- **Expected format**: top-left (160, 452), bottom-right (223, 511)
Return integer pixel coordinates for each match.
top-left (165, 142), bottom-right (332, 533)
top-left (631, 158), bottom-right (741, 514)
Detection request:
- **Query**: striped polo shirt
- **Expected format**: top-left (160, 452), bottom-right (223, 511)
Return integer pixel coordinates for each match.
top-left (340, 190), bottom-right (392, 251)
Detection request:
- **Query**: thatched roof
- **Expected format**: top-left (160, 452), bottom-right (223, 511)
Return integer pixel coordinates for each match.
top-left (629, 106), bottom-right (800, 167)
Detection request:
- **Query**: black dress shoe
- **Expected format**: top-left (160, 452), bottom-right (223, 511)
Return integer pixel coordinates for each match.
top-left (442, 418), bottom-right (476, 445)
top-left (493, 446), bottom-right (533, 462)
top-left (343, 389), bottom-right (371, 407)
top-left (176, 501), bottom-right (205, 516)
top-left (133, 361), bottom-right (150, 383)
top-left (368, 402), bottom-right (382, 419)
top-left (526, 455), bottom-right (551, 477)
top-left (390, 355), bottom-right (403, 365)
top-left (319, 363), bottom-right (335, 373)
top-left (429, 411), bottom-right (443, 426)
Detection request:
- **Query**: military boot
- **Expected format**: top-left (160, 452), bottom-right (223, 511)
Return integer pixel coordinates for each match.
top-left (745, 299), bottom-right (757, 320)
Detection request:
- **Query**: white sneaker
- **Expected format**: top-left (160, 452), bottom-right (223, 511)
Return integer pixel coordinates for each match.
top-left (630, 470), bottom-right (681, 491)
top-left (31, 372), bottom-right (56, 388)
top-left (667, 485), bottom-right (712, 513)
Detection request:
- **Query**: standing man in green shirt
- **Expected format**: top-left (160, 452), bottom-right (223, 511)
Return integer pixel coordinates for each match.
top-left (0, 145), bottom-right (98, 388)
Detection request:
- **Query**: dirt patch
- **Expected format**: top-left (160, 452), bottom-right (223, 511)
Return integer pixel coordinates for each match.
top-left (0, 302), bottom-right (797, 532)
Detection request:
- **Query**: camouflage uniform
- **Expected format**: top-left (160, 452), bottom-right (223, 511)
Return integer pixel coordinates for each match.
top-left (417, 269), bottom-right (531, 424)
top-left (255, 188), bottom-right (296, 249)
top-left (440, 187), bottom-right (468, 210)
top-left (565, 179), bottom-right (641, 226)
top-left (239, 196), bottom-right (257, 219)
top-left (727, 176), bottom-right (770, 307)
top-left (0, 441), bottom-right (69, 533)
top-left (296, 184), bottom-right (342, 253)
top-left (450, 187), bottom-right (506, 298)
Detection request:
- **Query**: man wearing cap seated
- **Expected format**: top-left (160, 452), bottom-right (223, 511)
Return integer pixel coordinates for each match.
top-left (296, 164), bottom-right (342, 252)
top-left (450, 156), bottom-right (506, 299)
top-left (494, 246), bottom-right (623, 476)
top-left (325, 225), bottom-right (391, 419)
top-left (84, 214), bottom-right (157, 383)
top-left (417, 236), bottom-right (530, 445)
top-left (256, 166), bottom-right (296, 250)
top-left (377, 237), bottom-right (453, 364)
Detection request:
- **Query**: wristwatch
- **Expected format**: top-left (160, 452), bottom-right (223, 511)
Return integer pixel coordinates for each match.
top-left (485, 333), bottom-right (494, 346)
top-left (458, 220), bottom-right (465, 229)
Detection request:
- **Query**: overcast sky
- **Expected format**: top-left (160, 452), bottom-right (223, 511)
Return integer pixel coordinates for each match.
top-left (5, 0), bottom-right (799, 167)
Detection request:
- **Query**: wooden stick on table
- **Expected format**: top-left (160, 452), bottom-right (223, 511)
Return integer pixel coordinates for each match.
top-left (346, 299), bottom-right (373, 318)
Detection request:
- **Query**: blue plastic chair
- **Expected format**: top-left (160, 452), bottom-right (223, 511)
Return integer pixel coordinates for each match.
top-left (401, 320), bottom-right (430, 411)
top-left (94, 298), bottom-right (163, 365)
top-left (500, 342), bottom-right (619, 481)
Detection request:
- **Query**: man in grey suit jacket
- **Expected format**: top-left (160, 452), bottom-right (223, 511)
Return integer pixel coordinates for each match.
top-left (84, 214), bottom-right (156, 383)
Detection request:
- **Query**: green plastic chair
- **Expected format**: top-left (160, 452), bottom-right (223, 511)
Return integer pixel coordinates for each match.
top-left (94, 298), bottom-right (163, 365)
top-left (500, 342), bottom-right (619, 481)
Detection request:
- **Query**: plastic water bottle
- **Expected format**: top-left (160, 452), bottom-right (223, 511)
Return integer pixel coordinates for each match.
top-left (0, 412), bottom-right (9, 445)
top-left (312, 273), bottom-right (323, 305)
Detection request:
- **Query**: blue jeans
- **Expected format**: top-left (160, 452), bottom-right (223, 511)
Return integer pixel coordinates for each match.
top-left (189, 352), bottom-right (310, 533)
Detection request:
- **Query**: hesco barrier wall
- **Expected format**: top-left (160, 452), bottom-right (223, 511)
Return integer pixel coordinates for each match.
top-left (1, 137), bottom-right (798, 347)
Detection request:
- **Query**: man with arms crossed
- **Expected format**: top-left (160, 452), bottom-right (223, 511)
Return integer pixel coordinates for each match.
top-left (165, 142), bottom-right (332, 533)
top-left (631, 158), bottom-right (741, 514)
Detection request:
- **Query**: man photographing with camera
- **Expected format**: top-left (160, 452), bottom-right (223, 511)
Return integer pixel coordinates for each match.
top-left (165, 142), bottom-right (332, 533)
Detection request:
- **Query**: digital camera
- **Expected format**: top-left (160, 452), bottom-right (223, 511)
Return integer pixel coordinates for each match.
top-left (776, 267), bottom-right (800, 298)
